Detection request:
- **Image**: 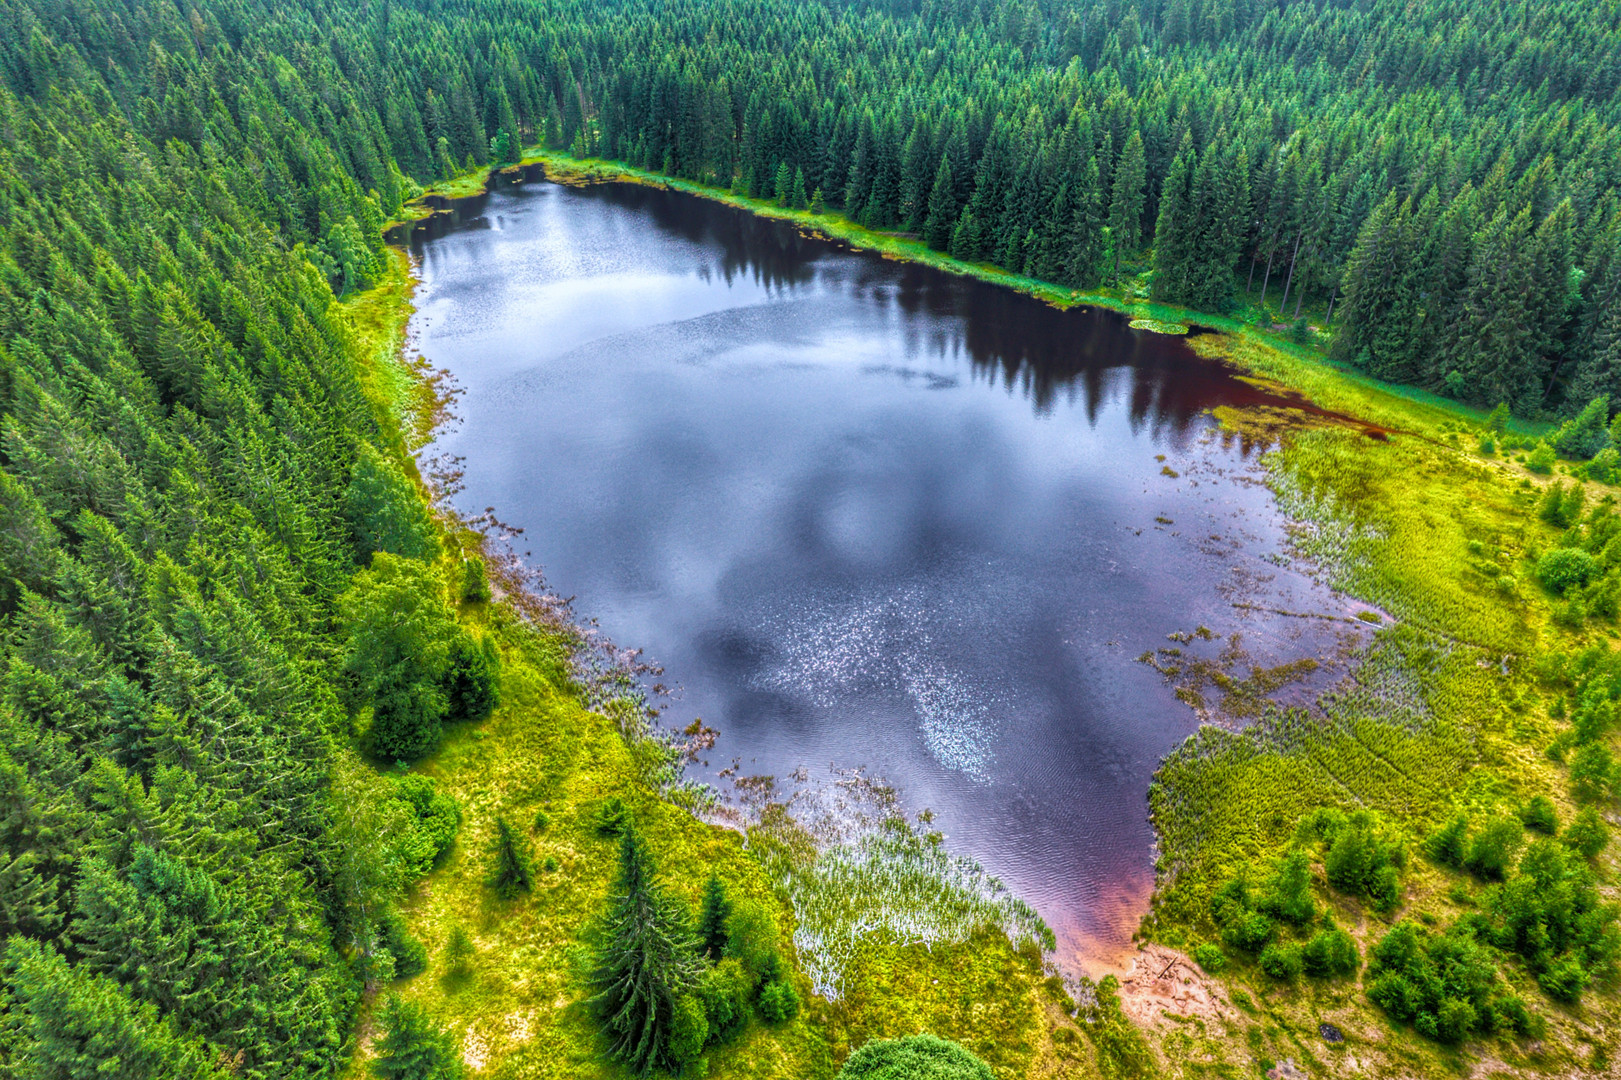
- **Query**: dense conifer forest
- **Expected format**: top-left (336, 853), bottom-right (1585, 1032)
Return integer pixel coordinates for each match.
top-left (4, 0), bottom-right (1621, 1076)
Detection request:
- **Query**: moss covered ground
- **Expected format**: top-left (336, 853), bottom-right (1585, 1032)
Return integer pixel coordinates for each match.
top-left (353, 158), bottom-right (1620, 1078)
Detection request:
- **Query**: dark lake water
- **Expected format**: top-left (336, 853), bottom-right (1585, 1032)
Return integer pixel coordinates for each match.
top-left (408, 178), bottom-right (1364, 971)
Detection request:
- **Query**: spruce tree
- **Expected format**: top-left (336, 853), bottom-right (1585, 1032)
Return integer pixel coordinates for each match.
top-left (923, 157), bottom-right (958, 250)
top-left (1151, 144), bottom-right (1196, 303)
top-left (589, 827), bottom-right (701, 1076)
top-left (487, 816), bottom-right (535, 899)
top-left (1107, 130), bottom-right (1146, 285)
top-left (374, 996), bottom-right (465, 1080)
top-left (697, 875), bottom-right (732, 960)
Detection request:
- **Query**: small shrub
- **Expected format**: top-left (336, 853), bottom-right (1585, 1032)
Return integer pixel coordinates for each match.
top-left (669, 994), bottom-right (708, 1066)
top-left (835, 1034), bottom-right (993, 1080)
top-left (532, 808), bottom-right (551, 832)
top-left (723, 900), bottom-right (780, 981)
top-left (1538, 548), bottom-right (1597, 595)
top-left (1519, 795), bottom-right (1558, 835)
top-left (1221, 911), bottom-right (1277, 954)
top-left (542, 855), bottom-right (559, 873)
top-left (1463, 816), bottom-right (1523, 880)
top-left (460, 555), bottom-right (492, 602)
top-left (1259, 942), bottom-right (1303, 980)
top-left (1538, 957), bottom-right (1591, 1002)
top-left (1428, 812), bottom-right (1469, 868)
top-left (594, 796), bottom-right (629, 837)
top-left (1190, 942), bottom-right (1227, 973)
top-left (443, 632), bottom-right (500, 724)
top-left (1571, 742), bottom-right (1617, 801)
top-left (699, 958), bottom-right (751, 1042)
top-left (444, 924), bottom-right (475, 977)
top-left (487, 815), bottom-right (535, 898)
top-left (379, 908), bottom-right (428, 980)
top-left (1564, 807), bottom-right (1610, 857)
top-left (757, 979), bottom-right (800, 1023)
top-left (1528, 443), bottom-right (1557, 474)
top-left (1301, 927), bottom-right (1359, 978)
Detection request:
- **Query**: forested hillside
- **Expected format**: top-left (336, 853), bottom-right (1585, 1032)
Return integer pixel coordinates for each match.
top-left (3, 0), bottom-right (1621, 1076)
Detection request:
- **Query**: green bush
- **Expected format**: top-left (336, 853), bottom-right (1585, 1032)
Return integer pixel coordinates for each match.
top-left (723, 900), bottom-right (781, 982)
top-left (443, 924), bottom-right (475, 977)
top-left (1549, 395), bottom-right (1611, 459)
top-left (698, 958), bottom-right (751, 1042)
top-left (1519, 795), bottom-right (1558, 835)
top-left (1587, 446), bottom-right (1621, 483)
top-left (1564, 806), bottom-right (1610, 857)
top-left (1527, 442), bottom-right (1557, 474)
top-left (394, 774), bottom-right (461, 877)
top-left (379, 908), bottom-right (428, 980)
top-left (486, 816), bottom-right (535, 899)
top-left (1537, 548), bottom-right (1597, 595)
top-left (1190, 942), bottom-right (1226, 973)
top-left (1571, 742), bottom-right (1617, 801)
top-left (1256, 850), bottom-right (1316, 926)
top-left (1366, 922), bottom-right (1501, 1043)
top-left (346, 443), bottom-right (440, 563)
top-left (443, 632), bottom-right (500, 724)
top-left (836, 1034), bottom-right (994, 1080)
top-left (594, 796), bottom-right (629, 837)
top-left (1301, 928), bottom-right (1359, 978)
top-left (668, 994), bottom-right (708, 1067)
top-left (757, 979), bottom-right (800, 1023)
top-left (1311, 809), bottom-right (1403, 911)
top-left (374, 996), bottom-right (464, 1080)
top-left (1258, 942), bottom-right (1303, 981)
top-left (1463, 816), bottom-right (1523, 880)
top-left (1538, 957), bottom-right (1591, 1002)
top-left (1427, 812), bottom-right (1469, 868)
top-left (460, 556), bottom-right (492, 603)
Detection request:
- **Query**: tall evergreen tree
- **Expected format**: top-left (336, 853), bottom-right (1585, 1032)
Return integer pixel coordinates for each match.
top-left (1107, 130), bottom-right (1147, 285)
top-left (589, 828), bottom-right (701, 1076)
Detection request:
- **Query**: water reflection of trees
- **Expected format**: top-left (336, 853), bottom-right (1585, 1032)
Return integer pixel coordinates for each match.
top-left (566, 181), bottom-right (1290, 445)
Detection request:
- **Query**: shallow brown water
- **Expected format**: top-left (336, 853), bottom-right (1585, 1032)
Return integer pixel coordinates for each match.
top-left (408, 178), bottom-right (1363, 971)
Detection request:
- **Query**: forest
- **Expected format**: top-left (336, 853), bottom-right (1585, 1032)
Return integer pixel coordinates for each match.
top-left (3, 0), bottom-right (1621, 1077)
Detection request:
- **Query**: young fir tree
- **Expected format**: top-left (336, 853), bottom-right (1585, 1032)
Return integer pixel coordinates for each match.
top-left (374, 996), bottom-right (465, 1080)
top-left (697, 874), bottom-right (732, 961)
top-left (589, 827), bottom-right (701, 1076)
top-left (487, 816), bottom-right (535, 899)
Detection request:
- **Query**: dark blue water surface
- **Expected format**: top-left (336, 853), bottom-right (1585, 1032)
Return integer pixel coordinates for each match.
top-left (409, 179), bottom-right (1356, 971)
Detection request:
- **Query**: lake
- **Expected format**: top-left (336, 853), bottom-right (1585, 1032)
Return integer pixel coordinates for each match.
top-left (406, 177), bottom-right (1363, 971)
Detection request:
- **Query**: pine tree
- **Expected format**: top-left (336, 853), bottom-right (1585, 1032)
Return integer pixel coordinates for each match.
top-left (589, 828), bottom-right (701, 1076)
top-left (374, 996), bottom-right (465, 1080)
top-left (697, 874), bottom-right (732, 960)
top-left (790, 167), bottom-right (808, 211)
top-left (487, 816), bottom-right (535, 899)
